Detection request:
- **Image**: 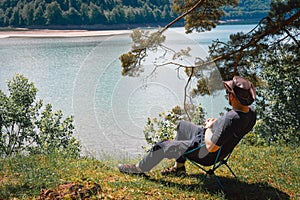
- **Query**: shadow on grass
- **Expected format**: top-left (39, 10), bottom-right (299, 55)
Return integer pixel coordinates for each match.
top-left (147, 173), bottom-right (290, 200)
top-left (0, 183), bottom-right (34, 200)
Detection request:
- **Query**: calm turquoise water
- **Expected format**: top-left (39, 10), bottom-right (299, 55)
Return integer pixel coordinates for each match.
top-left (0, 24), bottom-right (255, 158)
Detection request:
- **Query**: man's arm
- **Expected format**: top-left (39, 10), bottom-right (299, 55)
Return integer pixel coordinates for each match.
top-left (204, 128), bottom-right (220, 152)
top-left (204, 118), bottom-right (220, 153)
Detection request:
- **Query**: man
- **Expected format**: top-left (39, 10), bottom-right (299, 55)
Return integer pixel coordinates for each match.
top-left (118, 76), bottom-right (257, 176)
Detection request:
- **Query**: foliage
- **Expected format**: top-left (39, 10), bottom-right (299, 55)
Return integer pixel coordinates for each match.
top-left (0, 145), bottom-right (299, 199)
top-left (210, 1), bottom-right (300, 80)
top-left (0, 74), bottom-right (37, 157)
top-left (210, 1), bottom-right (299, 146)
top-left (0, 74), bottom-right (81, 158)
top-left (120, 0), bottom-right (240, 78)
top-left (120, 29), bottom-right (166, 76)
top-left (0, 0), bottom-right (175, 27)
top-left (223, 0), bottom-right (271, 22)
top-left (143, 109), bottom-right (179, 150)
top-left (30, 104), bottom-right (81, 156)
top-left (190, 104), bottom-right (207, 126)
top-left (0, 0), bottom-right (270, 27)
top-left (241, 120), bottom-right (267, 146)
top-left (143, 105), bottom-right (206, 150)
top-left (120, 0), bottom-right (299, 146)
top-left (211, 1), bottom-right (300, 145)
top-left (255, 46), bottom-right (300, 146)
top-left (173, 0), bottom-right (239, 33)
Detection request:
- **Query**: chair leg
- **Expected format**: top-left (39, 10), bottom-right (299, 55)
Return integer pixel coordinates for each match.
top-left (206, 170), bottom-right (225, 191)
top-left (224, 162), bottom-right (237, 178)
top-left (213, 174), bottom-right (225, 191)
top-left (188, 158), bottom-right (237, 191)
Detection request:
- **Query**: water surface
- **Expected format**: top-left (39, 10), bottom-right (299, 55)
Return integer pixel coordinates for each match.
top-left (0, 25), bottom-right (256, 158)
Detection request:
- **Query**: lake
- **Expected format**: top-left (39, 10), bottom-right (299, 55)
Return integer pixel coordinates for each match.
top-left (0, 24), bottom-right (256, 158)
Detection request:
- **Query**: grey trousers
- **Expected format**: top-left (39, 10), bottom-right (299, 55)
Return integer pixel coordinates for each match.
top-left (138, 121), bottom-right (205, 172)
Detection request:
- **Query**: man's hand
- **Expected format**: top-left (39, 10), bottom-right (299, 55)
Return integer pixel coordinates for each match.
top-left (205, 118), bottom-right (217, 129)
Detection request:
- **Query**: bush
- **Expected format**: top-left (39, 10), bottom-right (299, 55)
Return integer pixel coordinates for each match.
top-left (241, 120), bottom-right (267, 146)
top-left (143, 105), bottom-right (206, 151)
top-left (255, 46), bottom-right (300, 146)
top-left (0, 74), bottom-right (81, 158)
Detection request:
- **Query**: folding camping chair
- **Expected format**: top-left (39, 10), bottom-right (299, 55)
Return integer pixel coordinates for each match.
top-left (182, 144), bottom-right (237, 191)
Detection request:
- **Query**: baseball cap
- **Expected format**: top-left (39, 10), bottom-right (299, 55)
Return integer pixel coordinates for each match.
top-left (223, 76), bottom-right (256, 105)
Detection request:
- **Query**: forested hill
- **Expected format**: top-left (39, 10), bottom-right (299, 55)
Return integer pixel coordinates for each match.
top-left (223, 0), bottom-right (271, 23)
top-left (0, 0), bottom-right (270, 29)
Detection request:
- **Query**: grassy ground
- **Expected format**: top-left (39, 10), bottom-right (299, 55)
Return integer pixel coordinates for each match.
top-left (0, 145), bottom-right (299, 199)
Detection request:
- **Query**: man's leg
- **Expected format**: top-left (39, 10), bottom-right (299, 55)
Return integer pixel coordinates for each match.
top-left (176, 121), bottom-right (202, 141)
top-left (138, 139), bottom-right (192, 172)
top-left (172, 121), bottom-right (204, 169)
top-left (139, 121), bottom-right (203, 173)
top-left (118, 139), bottom-right (192, 174)
top-left (118, 121), bottom-right (203, 174)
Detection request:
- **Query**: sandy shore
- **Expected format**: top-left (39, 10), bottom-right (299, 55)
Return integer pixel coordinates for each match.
top-left (0, 29), bottom-right (132, 38)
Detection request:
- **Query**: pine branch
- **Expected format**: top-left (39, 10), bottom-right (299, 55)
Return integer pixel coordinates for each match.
top-left (209, 11), bottom-right (300, 68)
top-left (159, 0), bottom-right (205, 34)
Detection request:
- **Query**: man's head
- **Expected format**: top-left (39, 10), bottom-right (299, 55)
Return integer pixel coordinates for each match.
top-left (223, 76), bottom-right (256, 106)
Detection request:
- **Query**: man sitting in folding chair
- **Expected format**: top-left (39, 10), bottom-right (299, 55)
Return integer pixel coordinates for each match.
top-left (118, 76), bottom-right (257, 180)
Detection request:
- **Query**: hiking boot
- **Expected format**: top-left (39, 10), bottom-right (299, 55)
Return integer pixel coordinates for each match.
top-left (118, 164), bottom-right (143, 174)
top-left (161, 166), bottom-right (186, 176)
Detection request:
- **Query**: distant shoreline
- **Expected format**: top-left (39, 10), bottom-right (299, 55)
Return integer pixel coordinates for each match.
top-left (0, 29), bottom-right (132, 39)
top-left (0, 20), bottom-right (258, 39)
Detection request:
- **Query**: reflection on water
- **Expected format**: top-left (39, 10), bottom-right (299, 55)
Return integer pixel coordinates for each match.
top-left (0, 25), bottom-right (255, 158)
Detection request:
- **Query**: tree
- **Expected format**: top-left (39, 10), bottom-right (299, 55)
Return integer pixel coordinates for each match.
top-left (33, 5), bottom-right (46, 25)
top-left (0, 74), bottom-right (81, 158)
top-left (121, 0), bottom-right (141, 7)
top-left (4, 7), bottom-right (13, 22)
top-left (120, 0), bottom-right (239, 77)
top-left (44, 1), bottom-right (63, 25)
top-left (88, 3), bottom-right (106, 24)
top-left (124, 6), bottom-right (136, 23)
top-left (255, 46), bottom-right (300, 145)
top-left (223, 0), bottom-right (270, 22)
top-left (119, 0), bottom-right (300, 145)
top-left (57, 0), bottom-right (69, 11)
top-left (0, 0), bottom-right (272, 27)
top-left (80, 3), bottom-right (90, 24)
top-left (65, 7), bottom-right (81, 25)
top-left (69, 0), bottom-right (81, 11)
top-left (210, 0), bottom-right (300, 145)
top-left (109, 5), bottom-right (125, 24)
top-left (161, 4), bottom-right (173, 22)
top-left (22, 2), bottom-right (34, 25)
top-left (9, 7), bottom-right (20, 26)
top-left (172, 0), bottom-right (238, 33)
top-left (141, 4), bottom-right (155, 22)
top-left (0, 9), bottom-right (5, 26)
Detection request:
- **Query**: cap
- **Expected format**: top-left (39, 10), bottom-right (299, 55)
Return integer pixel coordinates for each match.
top-left (223, 76), bottom-right (256, 105)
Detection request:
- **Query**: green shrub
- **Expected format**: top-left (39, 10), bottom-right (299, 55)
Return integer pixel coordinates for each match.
top-left (143, 105), bottom-right (206, 151)
top-left (0, 74), bottom-right (81, 158)
top-left (143, 111), bottom-right (178, 151)
top-left (254, 46), bottom-right (300, 146)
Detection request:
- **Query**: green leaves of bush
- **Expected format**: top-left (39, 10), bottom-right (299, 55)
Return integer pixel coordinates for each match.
top-left (0, 74), bottom-right (81, 158)
top-left (143, 105), bottom-right (206, 151)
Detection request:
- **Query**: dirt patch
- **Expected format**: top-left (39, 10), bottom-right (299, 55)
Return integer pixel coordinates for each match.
top-left (37, 182), bottom-right (103, 199)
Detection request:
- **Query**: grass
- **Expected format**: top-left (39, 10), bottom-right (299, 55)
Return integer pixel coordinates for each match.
top-left (0, 144), bottom-right (299, 199)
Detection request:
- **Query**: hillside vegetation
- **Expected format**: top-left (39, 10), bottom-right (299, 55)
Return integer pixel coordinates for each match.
top-left (0, 0), bottom-right (270, 28)
top-left (0, 145), bottom-right (299, 199)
